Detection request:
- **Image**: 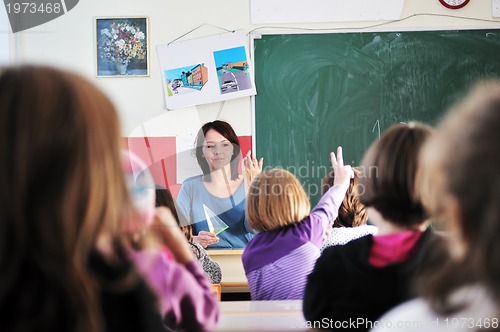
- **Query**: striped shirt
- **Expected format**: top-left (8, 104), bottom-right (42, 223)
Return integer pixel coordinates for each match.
top-left (242, 184), bottom-right (348, 300)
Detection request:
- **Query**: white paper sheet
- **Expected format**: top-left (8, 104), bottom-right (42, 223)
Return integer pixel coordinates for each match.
top-left (250, 0), bottom-right (405, 24)
top-left (157, 29), bottom-right (257, 110)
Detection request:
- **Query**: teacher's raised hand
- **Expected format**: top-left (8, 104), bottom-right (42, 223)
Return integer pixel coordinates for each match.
top-left (243, 150), bottom-right (264, 190)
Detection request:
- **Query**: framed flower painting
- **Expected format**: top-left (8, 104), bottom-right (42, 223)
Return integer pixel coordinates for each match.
top-left (95, 17), bottom-right (149, 77)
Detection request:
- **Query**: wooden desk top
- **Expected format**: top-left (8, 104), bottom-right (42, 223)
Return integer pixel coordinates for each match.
top-left (220, 281), bottom-right (249, 294)
top-left (216, 300), bottom-right (310, 331)
top-left (219, 300), bottom-right (302, 313)
top-left (207, 249), bottom-right (244, 256)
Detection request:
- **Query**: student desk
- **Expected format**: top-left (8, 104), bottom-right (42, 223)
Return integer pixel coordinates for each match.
top-left (208, 249), bottom-right (249, 294)
top-left (216, 300), bottom-right (312, 331)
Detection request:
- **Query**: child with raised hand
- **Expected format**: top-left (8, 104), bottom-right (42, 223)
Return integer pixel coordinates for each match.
top-left (0, 65), bottom-right (167, 332)
top-left (242, 147), bottom-right (353, 300)
top-left (155, 186), bottom-right (222, 284)
top-left (121, 153), bottom-right (219, 331)
top-left (131, 206), bottom-right (220, 330)
top-left (320, 167), bottom-right (377, 251)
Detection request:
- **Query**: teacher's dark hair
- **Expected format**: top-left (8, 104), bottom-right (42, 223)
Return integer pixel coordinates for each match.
top-left (195, 120), bottom-right (241, 181)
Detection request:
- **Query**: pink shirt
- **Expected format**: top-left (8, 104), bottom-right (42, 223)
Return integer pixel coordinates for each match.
top-left (128, 249), bottom-right (219, 331)
top-left (369, 231), bottom-right (423, 267)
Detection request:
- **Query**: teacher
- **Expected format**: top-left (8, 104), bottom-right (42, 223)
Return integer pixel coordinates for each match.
top-left (177, 120), bottom-right (262, 249)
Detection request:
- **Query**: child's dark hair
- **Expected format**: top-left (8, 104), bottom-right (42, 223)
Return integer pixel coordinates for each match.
top-left (358, 122), bottom-right (434, 228)
top-left (155, 185), bottom-right (193, 242)
top-left (322, 167), bottom-right (367, 228)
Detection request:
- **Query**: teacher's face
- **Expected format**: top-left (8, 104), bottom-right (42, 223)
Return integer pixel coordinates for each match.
top-left (203, 129), bottom-right (234, 171)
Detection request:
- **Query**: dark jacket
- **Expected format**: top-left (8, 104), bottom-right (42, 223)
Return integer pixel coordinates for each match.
top-left (303, 228), bottom-right (442, 331)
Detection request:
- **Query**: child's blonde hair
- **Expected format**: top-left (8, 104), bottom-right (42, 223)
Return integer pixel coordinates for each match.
top-left (246, 169), bottom-right (311, 232)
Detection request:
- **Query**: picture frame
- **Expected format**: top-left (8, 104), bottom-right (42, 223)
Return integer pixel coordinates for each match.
top-left (95, 17), bottom-right (149, 77)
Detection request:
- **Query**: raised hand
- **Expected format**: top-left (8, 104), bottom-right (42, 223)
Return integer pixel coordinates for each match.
top-left (330, 146), bottom-right (354, 188)
top-left (242, 150), bottom-right (264, 188)
top-left (150, 207), bottom-right (195, 264)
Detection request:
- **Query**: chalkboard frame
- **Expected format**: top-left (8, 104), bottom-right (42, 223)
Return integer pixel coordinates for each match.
top-left (250, 27), bottom-right (500, 205)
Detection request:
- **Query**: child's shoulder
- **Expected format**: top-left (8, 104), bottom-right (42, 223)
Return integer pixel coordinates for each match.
top-left (322, 234), bottom-right (372, 258)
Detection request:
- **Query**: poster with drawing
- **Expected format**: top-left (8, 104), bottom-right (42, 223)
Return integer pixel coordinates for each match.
top-left (157, 29), bottom-right (256, 110)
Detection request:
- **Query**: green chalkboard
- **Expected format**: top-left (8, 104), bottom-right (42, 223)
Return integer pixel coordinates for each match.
top-left (253, 29), bottom-right (500, 205)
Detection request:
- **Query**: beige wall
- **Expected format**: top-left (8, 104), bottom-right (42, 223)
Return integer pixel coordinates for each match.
top-left (4, 1), bottom-right (499, 137)
top-left (0, 7), bottom-right (9, 64)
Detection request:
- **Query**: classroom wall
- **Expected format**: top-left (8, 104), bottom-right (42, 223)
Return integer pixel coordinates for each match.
top-left (2, 1), bottom-right (498, 139)
top-left (0, 6), bottom-right (9, 63)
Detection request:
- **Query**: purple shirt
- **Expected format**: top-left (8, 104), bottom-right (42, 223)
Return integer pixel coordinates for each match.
top-left (242, 184), bottom-right (348, 300)
top-left (128, 249), bottom-right (219, 331)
